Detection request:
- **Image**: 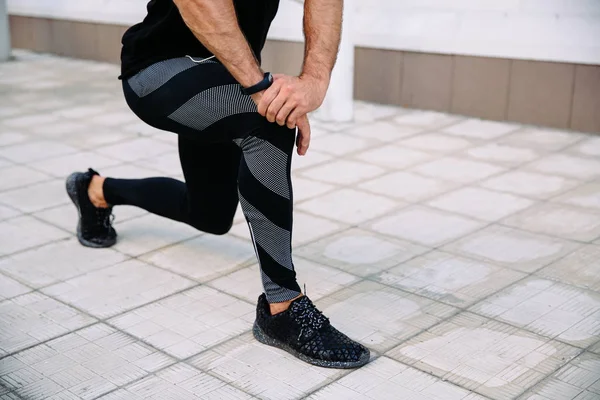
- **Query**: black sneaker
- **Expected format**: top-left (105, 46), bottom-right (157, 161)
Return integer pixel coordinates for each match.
top-left (253, 293), bottom-right (370, 368)
top-left (66, 168), bottom-right (117, 248)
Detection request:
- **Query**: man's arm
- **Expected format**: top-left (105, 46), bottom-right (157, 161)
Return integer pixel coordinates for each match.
top-left (258, 0), bottom-right (343, 127)
top-left (172, 0), bottom-right (264, 89)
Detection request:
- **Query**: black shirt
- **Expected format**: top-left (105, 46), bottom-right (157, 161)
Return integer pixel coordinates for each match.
top-left (120, 0), bottom-right (280, 79)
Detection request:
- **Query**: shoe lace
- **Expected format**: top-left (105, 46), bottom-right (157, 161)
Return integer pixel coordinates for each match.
top-left (290, 296), bottom-right (329, 343)
top-left (95, 207), bottom-right (114, 232)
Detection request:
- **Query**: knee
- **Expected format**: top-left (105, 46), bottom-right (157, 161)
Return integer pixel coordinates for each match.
top-left (188, 216), bottom-right (234, 236)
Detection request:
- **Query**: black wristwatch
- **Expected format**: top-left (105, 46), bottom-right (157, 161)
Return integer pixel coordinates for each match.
top-left (241, 72), bottom-right (273, 95)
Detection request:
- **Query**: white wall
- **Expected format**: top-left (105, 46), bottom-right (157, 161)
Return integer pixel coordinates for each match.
top-left (7, 0), bottom-right (600, 65)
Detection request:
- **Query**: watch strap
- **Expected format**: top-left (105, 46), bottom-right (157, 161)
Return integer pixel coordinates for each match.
top-left (241, 72), bottom-right (273, 96)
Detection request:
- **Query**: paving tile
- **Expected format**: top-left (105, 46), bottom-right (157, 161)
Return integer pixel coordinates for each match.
top-left (88, 110), bottom-right (140, 127)
top-left (42, 260), bottom-right (194, 318)
top-left (295, 228), bottom-right (428, 277)
top-left (470, 277), bottom-right (600, 348)
top-left (1, 324), bottom-right (174, 400)
top-left (28, 121), bottom-right (90, 138)
top-left (500, 128), bottom-right (586, 152)
top-left (368, 205), bottom-right (485, 247)
top-left (462, 143), bottom-right (542, 167)
top-left (0, 141), bottom-right (78, 163)
top-left (298, 160), bottom-right (385, 185)
top-left (189, 333), bottom-right (347, 399)
top-left (290, 177), bottom-right (336, 202)
top-left (566, 136), bottom-right (600, 158)
top-left (502, 203), bottom-right (600, 242)
top-left (95, 138), bottom-right (175, 162)
top-left (97, 363), bottom-right (251, 399)
top-left (0, 203), bottom-right (20, 221)
top-left (133, 152), bottom-right (182, 177)
top-left (61, 129), bottom-right (136, 150)
top-left (410, 157), bottom-right (505, 184)
top-left (443, 225), bottom-right (581, 273)
top-left (0, 239), bottom-right (127, 288)
top-left (428, 187), bottom-right (535, 221)
top-left (376, 251), bottom-right (526, 307)
top-left (0, 157), bottom-right (12, 170)
top-left (29, 152), bottom-right (121, 178)
top-left (0, 216), bottom-right (69, 257)
top-left (0, 293), bottom-right (96, 355)
top-left (141, 234), bottom-right (255, 282)
top-left (527, 154), bottom-right (600, 181)
top-left (311, 133), bottom-right (375, 156)
top-left (209, 258), bottom-right (360, 303)
top-left (2, 114), bottom-right (60, 129)
top-left (0, 180), bottom-right (69, 213)
top-left (0, 166), bottom-right (48, 192)
top-left (0, 274), bottom-right (31, 301)
top-left (354, 101), bottom-right (402, 122)
top-left (0, 132), bottom-right (29, 148)
top-left (347, 121), bottom-right (421, 142)
top-left (519, 352), bottom-right (600, 400)
top-left (552, 182), bottom-right (600, 211)
top-left (359, 171), bottom-right (458, 203)
top-left (394, 111), bottom-right (459, 129)
top-left (308, 357), bottom-right (487, 400)
top-left (317, 280), bottom-right (457, 353)
top-left (442, 119), bottom-right (519, 140)
top-left (354, 145), bottom-right (434, 170)
top-left (387, 312), bottom-right (581, 400)
top-left (113, 214), bottom-right (200, 257)
top-left (298, 189), bottom-right (399, 225)
top-left (536, 245), bottom-right (600, 291)
top-left (291, 150), bottom-right (332, 171)
top-left (481, 170), bottom-right (582, 200)
top-left (397, 132), bottom-right (474, 153)
top-left (109, 286), bottom-right (254, 359)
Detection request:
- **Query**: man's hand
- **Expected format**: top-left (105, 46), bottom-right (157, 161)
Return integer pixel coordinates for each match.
top-left (252, 90), bottom-right (312, 156)
top-left (257, 74), bottom-right (328, 129)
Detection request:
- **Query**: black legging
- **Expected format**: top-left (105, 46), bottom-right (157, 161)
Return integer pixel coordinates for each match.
top-left (103, 56), bottom-right (301, 303)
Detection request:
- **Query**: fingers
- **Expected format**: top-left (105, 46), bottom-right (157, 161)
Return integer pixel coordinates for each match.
top-left (266, 91), bottom-right (287, 123)
top-left (275, 101), bottom-right (296, 126)
top-left (296, 116), bottom-right (311, 156)
top-left (257, 82), bottom-right (280, 116)
top-left (286, 108), bottom-right (303, 130)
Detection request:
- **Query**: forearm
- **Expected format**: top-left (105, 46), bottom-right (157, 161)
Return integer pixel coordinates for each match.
top-left (173, 0), bottom-right (263, 87)
top-left (301, 0), bottom-right (343, 85)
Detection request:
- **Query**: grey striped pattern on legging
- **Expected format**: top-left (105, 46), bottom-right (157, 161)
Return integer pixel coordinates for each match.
top-left (128, 57), bottom-right (217, 98)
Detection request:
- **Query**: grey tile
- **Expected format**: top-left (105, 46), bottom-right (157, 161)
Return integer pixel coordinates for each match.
top-left (462, 143), bottom-right (543, 167)
top-left (0, 274), bottom-right (32, 301)
top-left (552, 182), bottom-right (600, 211)
top-left (298, 160), bottom-right (385, 185)
top-left (298, 189), bottom-right (400, 225)
top-left (387, 312), bottom-right (581, 400)
top-left (394, 110), bottom-right (460, 129)
top-left (295, 228), bottom-right (428, 277)
top-left (470, 277), bottom-right (600, 348)
top-left (428, 187), bottom-right (534, 222)
top-left (443, 225), bottom-right (581, 273)
top-left (526, 154), bottom-right (600, 181)
top-left (41, 260), bottom-right (195, 318)
top-left (376, 251), bottom-right (526, 307)
top-left (502, 203), bottom-right (600, 242)
top-left (97, 363), bottom-right (251, 399)
top-left (481, 170), bottom-right (582, 200)
top-left (536, 245), bottom-right (600, 291)
top-left (354, 145), bottom-right (434, 170)
top-left (359, 171), bottom-right (458, 203)
top-left (0, 141), bottom-right (78, 163)
top-left (109, 286), bottom-right (254, 359)
top-left (0, 180), bottom-right (69, 213)
top-left (140, 234), bottom-right (256, 282)
top-left (309, 357), bottom-right (485, 400)
top-left (2, 324), bottom-right (174, 399)
top-left (317, 280), bottom-right (457, 353)
top-left (0, 166), bottom-right (48, 192)
top-left (397, 132), bottom-right (474, 154)
top-left (189, 333), bottom-right (346, 399)
top-left (0, 293), bottom-right (96, 355)
top-left (347, 121), bottom-right (421, 142)
top-left (368, 205), bottom-right (486, 247)
top-left (0, 239), bottom-right (127, 288)
top-left (94, 138), bottom-right (174, 162)
top-left (0, 216), bottom-right (69, 257)
top-left (501, 128), bottom-right (586, 152)
top-left (410, 157), bottom-right (505, 184)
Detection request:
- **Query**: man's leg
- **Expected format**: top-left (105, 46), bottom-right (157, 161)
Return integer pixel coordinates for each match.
top-left (96, 136), bottom-right (240, 235)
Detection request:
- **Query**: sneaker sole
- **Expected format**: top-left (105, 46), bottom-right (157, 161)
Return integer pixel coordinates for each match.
top-left (253, 321), bottom-right (370, 369)
top-left (66, 172), bottom-right (116, 249)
